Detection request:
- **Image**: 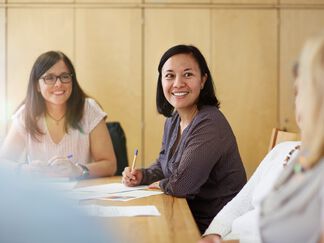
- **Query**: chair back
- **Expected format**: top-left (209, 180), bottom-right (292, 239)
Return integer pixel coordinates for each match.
top-left (106, 122), bottom-right (128, 175)
top-left (268, 128), bottom-right (300, 151)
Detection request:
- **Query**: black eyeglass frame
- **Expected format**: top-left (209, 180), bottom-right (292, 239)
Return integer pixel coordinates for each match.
top-left (39, 73), bottom-right (73, 85)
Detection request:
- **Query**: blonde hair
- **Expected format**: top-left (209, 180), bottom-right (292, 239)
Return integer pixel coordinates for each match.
top-left (297, 31), bottom-right (324, 167)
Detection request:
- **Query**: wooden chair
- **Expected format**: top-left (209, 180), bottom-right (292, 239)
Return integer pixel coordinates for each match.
top-left (268, 128), bottom-right (300, 152)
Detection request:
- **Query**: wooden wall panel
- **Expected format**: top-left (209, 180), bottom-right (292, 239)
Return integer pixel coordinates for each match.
top-left (0, 8), bottom-right (5, 143)
top-left (145, 0), bottom-right (209, 3)
top-left (211, 9), bottom-right (278, 177)
top-left (6, 8), bottom-right (74, 118)
top-left (280, 0), bottom-right (324, 4)
top-left (144, 9), bottom-right (210, 167)
top-left (212, 0), bottom-right (276, 3)
top-left (7, 0), bottom-right (72, 3)
top-left (279, 9), bottom-right (324, 132)
top-left (76, 0), bottom-right (140, 3)
top-left (75, 9), bottom-right (142, 165)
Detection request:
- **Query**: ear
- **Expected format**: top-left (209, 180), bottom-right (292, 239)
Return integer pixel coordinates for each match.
top-left (201, 74), bottom-right (207, 89)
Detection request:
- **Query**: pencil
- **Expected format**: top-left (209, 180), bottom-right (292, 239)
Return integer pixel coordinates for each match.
top-left (131, 149), bottom-right (138, 170)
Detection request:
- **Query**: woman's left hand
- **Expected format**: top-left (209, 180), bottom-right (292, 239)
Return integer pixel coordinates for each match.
top-left (148, 181), bottom-right (161, 189)
top-left (48, 156), bottom-right (82, 178)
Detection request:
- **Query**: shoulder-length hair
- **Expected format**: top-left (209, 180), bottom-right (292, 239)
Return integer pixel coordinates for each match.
top-left (156, 44), bottom-right (220, 117)
top-left (24, 51), bottom-right (87, 140)
top-left (297, 31), bottom-right (324, 167)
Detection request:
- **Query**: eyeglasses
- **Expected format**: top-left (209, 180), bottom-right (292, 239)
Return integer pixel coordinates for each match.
top-left (40, 73), bottom-right (73, 85)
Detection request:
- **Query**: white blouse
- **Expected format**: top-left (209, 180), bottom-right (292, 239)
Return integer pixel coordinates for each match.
top-left (203, 141), bottom-right (301, 242)
top-left (12, 98), bottom-right (106, 165)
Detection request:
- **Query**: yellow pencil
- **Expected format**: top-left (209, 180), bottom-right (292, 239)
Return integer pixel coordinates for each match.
top-left (131, 149), bottom-right (138, 170)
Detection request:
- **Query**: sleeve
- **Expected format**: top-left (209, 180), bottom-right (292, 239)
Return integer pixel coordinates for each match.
top-left (158, 117), bottom-right (224, 198)
top-left (203, 142), bottom-right (292, 237)
top-left (82, 98), bottom-right (107, 134)
top-left (140, 121), bottom-right (168, 185)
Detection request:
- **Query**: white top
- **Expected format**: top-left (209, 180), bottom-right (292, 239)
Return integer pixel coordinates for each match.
top-left (12, 98), bottom-right (106, 165)
top-left (203, 141), bottom-right (301, 242)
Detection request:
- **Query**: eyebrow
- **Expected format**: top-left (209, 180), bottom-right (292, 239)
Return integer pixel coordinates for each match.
top-left (163, 68), bottom-right (193, 73)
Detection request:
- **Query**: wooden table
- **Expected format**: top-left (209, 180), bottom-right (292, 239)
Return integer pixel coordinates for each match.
top-left (77, 176), bottom-right (201, 243)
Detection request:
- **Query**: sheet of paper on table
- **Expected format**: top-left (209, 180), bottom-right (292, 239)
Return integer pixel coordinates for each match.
top-left (80, 205), bottom-right (161, 217)
top-left (73, 183), bottom-right (148, 193)
top-left (97, 189), bottom-right (163, 201)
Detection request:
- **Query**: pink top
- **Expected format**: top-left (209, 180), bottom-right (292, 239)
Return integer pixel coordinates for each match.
top-left (12, 98), bottom-right (106, 165)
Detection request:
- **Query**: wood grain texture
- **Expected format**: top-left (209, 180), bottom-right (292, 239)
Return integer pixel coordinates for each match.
top-left (75, 8), bottom-right (142, 166)
top-left (77, 176), bottom-right (201, 243)
top-left (211, 9), bottom-right (278, 177)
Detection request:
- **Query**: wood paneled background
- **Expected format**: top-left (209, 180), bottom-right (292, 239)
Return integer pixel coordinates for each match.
top-left (1, 0), bottom-right (324, 177)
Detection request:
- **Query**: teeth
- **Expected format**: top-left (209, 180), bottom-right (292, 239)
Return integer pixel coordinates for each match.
top-left (173, 92), bottom-right (188, 96)
top-left (53, 91), bottom-right (64, 95)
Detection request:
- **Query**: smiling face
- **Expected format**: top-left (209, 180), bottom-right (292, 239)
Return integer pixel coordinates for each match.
top-left (38, 60), bottom-right (72, 110)
top-left (161, 53), bottom-right (207, 114)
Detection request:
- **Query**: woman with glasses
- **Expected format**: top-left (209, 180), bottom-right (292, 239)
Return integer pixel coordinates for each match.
top-left (0, 51), bottom-right (117, 179)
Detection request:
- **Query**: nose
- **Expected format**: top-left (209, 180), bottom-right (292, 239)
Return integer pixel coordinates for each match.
top-left (54, 77), bottom-right (63, 87)
top-left (173, 75), bottom-right (185, 88)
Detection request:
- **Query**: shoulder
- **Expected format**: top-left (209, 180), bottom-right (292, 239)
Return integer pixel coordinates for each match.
top-left (196, 106), bottom-right (230, 128)
top-left (12, 104), bottom-right (26, 120)
top-left (84, 98), bottom-right (104, 112)
top-left (12, 104), bottom-right (26, 127)
top-left (80, 98), bottom-right (107, 133)
top-left (270, 141), bottom-right (301, 155)
top-left (194, 106), bottom-right (234, 137)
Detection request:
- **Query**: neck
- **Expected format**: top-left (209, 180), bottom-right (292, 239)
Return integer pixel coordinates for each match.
top-left (45, 103), bottom-right (66, 120)
top-left (178, 106), bottom-right (198, 133)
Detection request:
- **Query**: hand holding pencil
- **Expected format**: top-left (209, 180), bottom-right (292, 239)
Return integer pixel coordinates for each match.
top-left (122, 149), bottom-right (143, 187)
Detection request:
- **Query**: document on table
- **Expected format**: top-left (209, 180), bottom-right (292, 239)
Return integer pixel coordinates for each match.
top-left (68, 183), bottom-right (152, 201)
top-left (97, 189), bottom-right (163, 201)
top-left (81, 205), bottom-right (160, 217)
top-left (73, 183), bottom-right (148, 193)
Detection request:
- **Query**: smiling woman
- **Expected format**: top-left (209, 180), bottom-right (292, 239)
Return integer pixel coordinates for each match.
top-left (122, 44), bottom-right (247, 233)
top-left (0, 51), bottom-right (117, 179)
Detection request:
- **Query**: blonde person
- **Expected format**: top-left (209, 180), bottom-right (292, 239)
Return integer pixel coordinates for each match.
top-left (0, 51), bottom-right (116, 179)
top-left (122, 45), bottom-right (247, 233)
top-left (260, 32), bottom-right (324, 243)
top-left (199, 65), bottom-right (301, 243)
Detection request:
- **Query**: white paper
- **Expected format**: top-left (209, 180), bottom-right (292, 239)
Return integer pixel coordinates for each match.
top-left (81, 205), bottom-right (160, 217)
top-left (73, 183), bottom-right (148, 194)
top-left (97, 190), bottom-right (163, 201)
top-left (66, 191), bottom-right (113, 200)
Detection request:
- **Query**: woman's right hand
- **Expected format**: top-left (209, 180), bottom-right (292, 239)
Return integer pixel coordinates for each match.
top-left (122, 167), bottom-right (143, 186)
top-left (197, 234), bottom-right (222, 243)
top-left (21, 160), bottom-right (51, 176)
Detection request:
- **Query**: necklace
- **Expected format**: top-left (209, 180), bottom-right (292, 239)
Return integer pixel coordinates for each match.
top-left (283, 145), bottom-right (300, 167)
top-left (46, 112), bottom-right (65, 125)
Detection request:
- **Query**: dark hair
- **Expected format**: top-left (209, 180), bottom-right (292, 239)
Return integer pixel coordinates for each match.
top-left (156, 44), bottom-right (220, 117)
top-left (24, 51), bottom-right (87, 140)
